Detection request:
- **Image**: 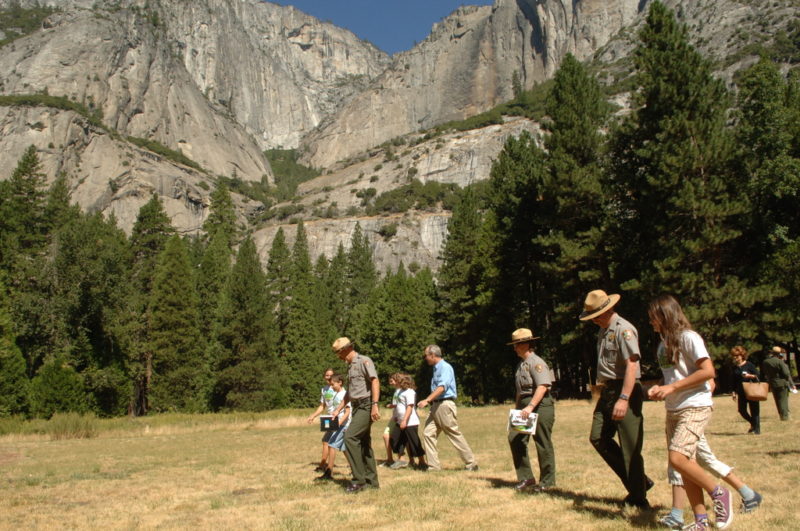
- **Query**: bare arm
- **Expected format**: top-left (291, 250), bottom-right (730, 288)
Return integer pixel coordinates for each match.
top-left (649, 358), bottom-right (714, 400)
top-left (306, 403), bottom-right (325, 424)
top-left (418, 386), bottom-right (445, 408)
top-left (613, 356), bottom-right (639, 420)
top-left (521, 384), bottom-right (549, 419)
top-left (370, 378), bottom-right (381, 421)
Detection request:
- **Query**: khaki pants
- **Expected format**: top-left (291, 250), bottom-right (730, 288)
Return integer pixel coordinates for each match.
top-left (422, 400), bottom-right (476, 470)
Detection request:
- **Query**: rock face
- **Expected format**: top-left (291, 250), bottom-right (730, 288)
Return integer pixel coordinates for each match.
top-left (1, 0), bottom-right (796, 270)
top-left (301, 0), bottom-right (641, 169)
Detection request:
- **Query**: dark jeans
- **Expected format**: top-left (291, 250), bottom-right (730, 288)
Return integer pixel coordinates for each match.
top-left (736, 391), bottom-right (760, 433)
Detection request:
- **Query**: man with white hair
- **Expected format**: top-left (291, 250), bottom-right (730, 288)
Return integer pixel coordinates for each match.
top-left (417, 344), bottom-right (478, 471)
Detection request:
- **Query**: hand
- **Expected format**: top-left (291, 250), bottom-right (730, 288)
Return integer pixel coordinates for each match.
top-left (520, 406), bottom-right (533, 420)
top-left (400, 420), bottom-right (407, 429)
top-left (612, 399), bottom-right (629, 420)
top-left (418, 399), bottom-right (429, 409)
top-left (371, 404), bottom-right (380, 421)
top-left (649, 384), bottom-right (675, 401)
top-left (306, 416), bottom-right (314, 424)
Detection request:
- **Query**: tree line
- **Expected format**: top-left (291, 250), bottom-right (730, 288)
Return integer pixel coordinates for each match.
top-left (1, 2), bottom-right (798, 418)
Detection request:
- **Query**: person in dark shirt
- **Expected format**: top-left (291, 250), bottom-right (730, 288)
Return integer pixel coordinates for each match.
top-left (730, 346), bottom-right (760, 434)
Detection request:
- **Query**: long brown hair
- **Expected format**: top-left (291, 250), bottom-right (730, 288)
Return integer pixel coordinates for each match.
top-left (648, 294), bottom-right (693, 364)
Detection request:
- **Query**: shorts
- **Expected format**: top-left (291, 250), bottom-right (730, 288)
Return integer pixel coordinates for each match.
top-left (666, 406), bottom-right (712, 459)
top-left (327, 425), bottom-right (347, 450)
top-left (384, 418), bottom-right (397, 436)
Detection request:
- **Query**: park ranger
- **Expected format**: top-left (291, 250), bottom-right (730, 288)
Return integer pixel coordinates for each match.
top-left (507, 328), bottom-right (556, 492)
top-left (330, 337), bottom-right (380, 493)
top-left (580, 290), bottom-right (650, 508)
top-left (762, 346), bottom-right (793, 421)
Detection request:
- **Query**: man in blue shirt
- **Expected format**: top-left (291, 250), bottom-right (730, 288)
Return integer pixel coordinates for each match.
top-left (417, 344), bottom-right (478, 471)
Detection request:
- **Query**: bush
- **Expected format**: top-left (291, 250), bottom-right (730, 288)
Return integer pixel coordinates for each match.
top-left (46, 412), bottom-right (99, 440)
top-left (30, 362), bottom-right (89, 419)
top-left (378, 222), bottom-right (398, 239)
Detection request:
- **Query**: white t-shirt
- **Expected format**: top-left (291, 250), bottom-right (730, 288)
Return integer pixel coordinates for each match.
top-left (393, 388), bottom-right (420, 426)
top-left (328, 388), bottom-right (351, 427)
top-left (656, 330), bottom-right (713, 411)
top-left (320, 385), bottom-right (336, 410)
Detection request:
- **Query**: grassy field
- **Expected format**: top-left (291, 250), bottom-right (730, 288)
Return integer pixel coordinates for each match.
top-left (1, 395), bottom-right (797, 530)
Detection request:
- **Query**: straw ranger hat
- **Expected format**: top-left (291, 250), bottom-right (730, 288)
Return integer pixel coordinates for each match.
top-left (332, 337), bottom-right (353, 353)
top-left (579, 290), bottom-right (621, 321)
top-left (507, 328), bottom-right (540, 345)
top-left (772, 345), bottom-right (786, 357)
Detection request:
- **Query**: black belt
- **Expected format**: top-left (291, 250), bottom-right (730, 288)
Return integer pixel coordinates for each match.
top-left (432, 397), bottom-right (455, 402)
top-left (351, 397), bottom-right (372, 406)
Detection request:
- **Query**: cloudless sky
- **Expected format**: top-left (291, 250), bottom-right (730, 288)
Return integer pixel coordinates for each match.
top-left (268, 0), bottom-right (494, 56)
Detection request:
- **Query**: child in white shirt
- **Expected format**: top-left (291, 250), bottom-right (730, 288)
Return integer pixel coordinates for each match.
top-left (647, 295), bottom-right (733, 530)
top-left (389, 373), bottom-right (427, 470)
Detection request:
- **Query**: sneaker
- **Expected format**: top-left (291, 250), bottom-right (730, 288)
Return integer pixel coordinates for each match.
top-left (711, 486), bottom-right (734, 529)
top-left (464, 463), bottom-right (479, 471)
top-left (379, 461), bottom-right (394, 468)
top-left (683, 516), bottom-right (710, 531)
top-left (389, 460), bottom-right (408, 469)
top-left (314, 469), bottom-right (333, 481)
top-left (741, 491), bottom-right (763, 513)
top-left (659, 513), bottom-right (684, 529)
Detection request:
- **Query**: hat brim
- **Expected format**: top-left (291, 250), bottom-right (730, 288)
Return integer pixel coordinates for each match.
top-left (579, 294), bottom-right (621, 321)
top-left (333, 341), bottom-right (353, 353)
top-left (506, 336), bottom-right (540, 345)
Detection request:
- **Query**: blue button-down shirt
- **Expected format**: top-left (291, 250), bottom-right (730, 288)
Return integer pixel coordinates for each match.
top-left (431, 359), bottom-right (457, 399)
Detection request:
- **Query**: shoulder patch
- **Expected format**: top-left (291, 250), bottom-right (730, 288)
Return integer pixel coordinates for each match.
top-left (622, 330), bottom-right (633, 340)
top-left (535, 364), bottom-right (544, 373)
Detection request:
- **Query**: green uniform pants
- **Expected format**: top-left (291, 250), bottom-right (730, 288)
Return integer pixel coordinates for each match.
top-left (344, 402), bottom-right (379, 487)
top-left (589, 381), bottom-right (647, 503)
top-left (508, 395), bottom-right (556, 487)
top-left (770, 380), bottom-right (791, 420)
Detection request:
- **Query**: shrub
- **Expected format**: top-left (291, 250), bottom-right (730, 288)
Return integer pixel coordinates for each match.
top-left (378, 222), bottom-right (398, 239)
top-left (46, 412), bottom-right (99, 440)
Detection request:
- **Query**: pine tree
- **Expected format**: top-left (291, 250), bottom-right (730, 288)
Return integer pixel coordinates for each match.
top-left (147, 235), bottom-right (209, 412)
top-left (265, 227), bottom-right (292, 345)
top-left (0, 145), bottom-right (47, 269)
top-left (215, 237), bottom-right (285, 411)
top-left (202, 182), bottom-right (238, 249)
top-left (0, 279), bottom-right (29, 416)
top-left (196, 228), bottom-right (232, 338)
top-left (436, 185), bottom-right (495, 401)
top-left (346, 223), bottom-right (378, 313)
top-left (30, 360), bottom-right (88, 418)
top-left (610, 1), bottom-right (769, 356)
top-left (535, 53), bottom-right (611, 393)
top-left (281, 221), bottom-right (328, 406)
top-left (125, 195), bottom-right (175, 415)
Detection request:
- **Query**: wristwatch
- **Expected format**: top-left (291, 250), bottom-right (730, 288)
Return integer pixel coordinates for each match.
top-left (619, 393), bottom-right (629, 401)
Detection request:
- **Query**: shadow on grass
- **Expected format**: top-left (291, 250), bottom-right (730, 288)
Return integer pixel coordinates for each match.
top-left (706, 431), bottom-right (748, 437)
top-left (480, 478), bottom-right (662, 528)
top-left (767, 449), bottom-right (800, 457)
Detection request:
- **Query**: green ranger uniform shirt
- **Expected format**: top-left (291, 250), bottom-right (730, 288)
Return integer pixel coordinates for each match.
top-left (596, 314), bottom-right (641, 382)
top-left (347, 352), bottom-right (378, 400)
top-left (762, 356), bottom-right (791, 385)
top-left (515, 353), bottom-right (553, 397)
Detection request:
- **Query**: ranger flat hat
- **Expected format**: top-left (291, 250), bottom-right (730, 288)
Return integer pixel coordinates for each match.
top-left (332, 337), bottom-right (353, 353)
top-left (579, 289), bottom-right (621, 321)
top-left (507, 328), bottom-right (540, 345)
top-left (772, 345), bottom-right (786, 356)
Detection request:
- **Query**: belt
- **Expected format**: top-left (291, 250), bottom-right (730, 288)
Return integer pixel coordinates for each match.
top-left (432, 397), bottom-right (455, 403)
top-left (351, 397), bottom-right (372, 406)
top-left (519, 394), bottom-right (532, 399)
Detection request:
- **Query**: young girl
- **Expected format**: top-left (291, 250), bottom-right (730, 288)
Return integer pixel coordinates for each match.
top-left (316, 373), bottom-right (352, 480)
top-left (381, 373), bottom-right (406, 467)
top-left (390, 373), bottom-right (427, 470)
top-left (647, 295), bottom-right (733, 530)
top-left (306, 368), bottom-right (336, 472)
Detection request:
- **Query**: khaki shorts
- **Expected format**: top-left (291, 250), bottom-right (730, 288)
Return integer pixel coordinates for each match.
top-left (666, 406), bottom-right (712, 459)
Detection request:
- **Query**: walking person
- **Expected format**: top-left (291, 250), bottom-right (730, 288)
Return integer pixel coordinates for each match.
top-left (762, 346), bottom-right (793, 420)
top-left (330, 337), bottom-right (381, 493)
top-left (417, 344), bottom-right (478, 471)
top-left (579, 289), bottom-right (650, 508)
top-left (647, 294), bottom-right (734, 530)
top-left (315, 374), bottom-right (352, 481)
top-left (389, 373), bottom-right (427, 470)
top-left (507, 328), bottom-right (555, 492)
top-left (381, 373), bottom-right (406, 467)
top-left (306, 368), bottom-right (336, 472)
top-left (729, 346), bottom-right (760, 434)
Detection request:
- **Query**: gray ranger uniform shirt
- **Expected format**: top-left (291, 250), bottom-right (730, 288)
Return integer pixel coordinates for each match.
top-left (347, 353), bottom-right (379, 400)
top-left (515, 353), bottom-right (553, 397)
top-left (596, 314), bottom-right (641, 382)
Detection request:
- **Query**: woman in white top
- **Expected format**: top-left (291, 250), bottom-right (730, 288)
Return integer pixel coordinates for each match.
top-left (646, 294), bottom-right (733, 531)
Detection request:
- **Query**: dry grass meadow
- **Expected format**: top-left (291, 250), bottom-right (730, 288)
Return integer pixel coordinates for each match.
top-left (1, 394), bottom-right (797, 530)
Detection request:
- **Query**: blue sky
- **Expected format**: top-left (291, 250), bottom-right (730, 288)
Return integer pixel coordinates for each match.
top-left (268, 1), bottom-right (494, 55)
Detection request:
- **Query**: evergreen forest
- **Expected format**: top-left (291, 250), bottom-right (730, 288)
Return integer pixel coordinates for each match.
top-left (0, 2), bottom-right (798, 418)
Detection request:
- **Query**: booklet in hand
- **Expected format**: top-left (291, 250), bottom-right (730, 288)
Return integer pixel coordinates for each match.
top-left (320, 415), bottom-right (339, 431)
top-left (507, 409), bottom-right (538, 435)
